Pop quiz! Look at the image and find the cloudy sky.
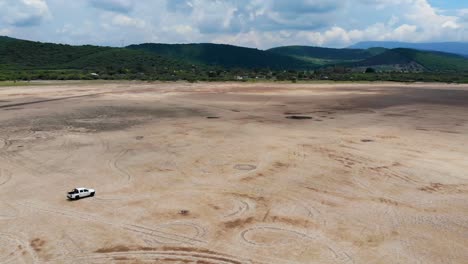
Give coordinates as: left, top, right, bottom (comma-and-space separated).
0, 0, 467, 49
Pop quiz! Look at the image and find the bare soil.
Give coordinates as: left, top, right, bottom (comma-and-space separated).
1, 81, 468, 264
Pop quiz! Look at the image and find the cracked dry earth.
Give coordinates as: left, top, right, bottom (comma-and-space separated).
0, 81, 468, 264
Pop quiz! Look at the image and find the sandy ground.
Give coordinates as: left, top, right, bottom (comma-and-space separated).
0, 81, 467, 264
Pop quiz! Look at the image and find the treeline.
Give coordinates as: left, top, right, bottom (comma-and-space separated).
2, 68, 467, 83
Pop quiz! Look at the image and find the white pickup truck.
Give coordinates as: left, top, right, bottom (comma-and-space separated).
67, 188, 95, 200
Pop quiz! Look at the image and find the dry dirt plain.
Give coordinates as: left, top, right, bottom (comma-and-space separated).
0, 81, 467, 264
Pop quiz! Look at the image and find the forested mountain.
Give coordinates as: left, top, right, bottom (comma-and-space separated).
127, 43, 316, 70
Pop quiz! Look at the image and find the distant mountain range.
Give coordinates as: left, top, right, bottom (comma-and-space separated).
349, 41, 468, 57
266, 45, 468, 72
1, 36, 467, 82
267, 46, 386, 65
352, 48, 468, 72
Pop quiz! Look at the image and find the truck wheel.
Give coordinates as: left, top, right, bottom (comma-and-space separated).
90, 192, 95, 197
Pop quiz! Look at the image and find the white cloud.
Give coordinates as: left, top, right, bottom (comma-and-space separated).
111, 14, 145, 28
0, 28, 12, 35
212, 30, 264, 48
392, 24, 418, 40
284, 0, 466, 47
459, 9, 468, 18
163, 0, 342, 35
1, 0, 466, 48
442, 21, 460, 30
173, 25, 195, 35
0, 0, 50, 27
162, 0, 467, 47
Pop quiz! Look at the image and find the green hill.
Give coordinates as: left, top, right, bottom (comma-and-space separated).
0, 36, 106, 69
395, 49, 468, 71
354, 48, 468, 72
126, 43, 316, 70
267, 46, 386, 65
0, 36, 191, 72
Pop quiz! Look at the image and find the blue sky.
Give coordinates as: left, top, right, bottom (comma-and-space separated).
0, 0, 467, 49
429, 0, 462, 9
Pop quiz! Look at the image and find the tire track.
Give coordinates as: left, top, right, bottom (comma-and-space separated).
24, 133, 77, 176
0, 202, 19, 219
16, 201, 206, 246
0, 232, 39, 264
108, 149, 133, 184
92, 135, 128, 200
268, 144, 323, 220
125, 224, 205, 244
0, 134, 45, 176
331, 148, 417, 207
158, 222, 207, 240
54, 247, 258, 264
0, 131, 74, 177
241, 226, 317, 246
224, 199, 251, 219
168, 96, 270, 181
60, 233, 84, 258
278, 192, 321, 219
157, 188, 255, 220
0, 168, 12, 187
252, 151, 355, 264
0, 92, 107, 109
93, 196, 123, 203
0, 137, 12, 151
240, 225, 354, 264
